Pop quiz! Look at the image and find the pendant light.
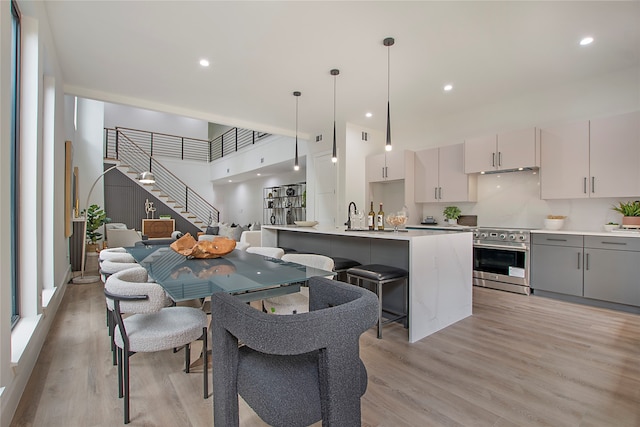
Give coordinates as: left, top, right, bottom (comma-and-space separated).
331, 69, 339, 163
293, 91, 301, 171
383, 37, 394, 152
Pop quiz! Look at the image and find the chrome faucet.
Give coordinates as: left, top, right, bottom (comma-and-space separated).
345, 201, 357, 229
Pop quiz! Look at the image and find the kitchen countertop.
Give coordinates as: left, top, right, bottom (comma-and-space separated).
262, 224, 468, 241
531, 229, 640, 238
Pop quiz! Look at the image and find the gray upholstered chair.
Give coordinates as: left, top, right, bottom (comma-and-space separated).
211, 276, 378, 427
262, 253, 335, 314
105, 267, 208, 424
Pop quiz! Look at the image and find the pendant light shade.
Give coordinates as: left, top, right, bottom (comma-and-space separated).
384, 37, 394, 152
331, 69, 340, 163
293, 91, 301, 171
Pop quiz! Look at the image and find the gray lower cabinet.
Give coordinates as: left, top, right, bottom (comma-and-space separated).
531, 233, 640, 307
531, 234, 584, 296
583, 236, 640, 307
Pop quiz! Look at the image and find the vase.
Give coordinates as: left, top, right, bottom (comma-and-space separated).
622, 216, 640, 228
447, 218, 458, 226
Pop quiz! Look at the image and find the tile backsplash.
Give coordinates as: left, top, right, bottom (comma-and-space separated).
420, 170, 627, 231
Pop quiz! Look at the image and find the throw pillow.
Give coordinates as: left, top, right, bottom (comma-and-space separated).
206, 226, 219, 235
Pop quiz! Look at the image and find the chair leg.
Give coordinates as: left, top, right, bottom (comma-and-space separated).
202, 327, 208, 399
185, 343, 191, 373
117, 347, 123, 398
377, 281, 383, 339
123, 350, 130, 424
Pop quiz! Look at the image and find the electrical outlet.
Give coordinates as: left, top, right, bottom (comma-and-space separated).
261, 157, 264, 163
316, 134, 323, 142
362, 132, 368, 141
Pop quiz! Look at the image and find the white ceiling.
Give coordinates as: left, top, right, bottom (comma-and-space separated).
43, 1, 639, 144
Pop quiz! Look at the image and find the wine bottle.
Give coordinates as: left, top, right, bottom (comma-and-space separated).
368, 202, 375, 230
377, 203, 385, 230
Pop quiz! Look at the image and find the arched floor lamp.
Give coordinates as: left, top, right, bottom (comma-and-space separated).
72, 166, 155, 284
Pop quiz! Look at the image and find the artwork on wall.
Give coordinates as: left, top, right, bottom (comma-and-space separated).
64, 140, 73, 237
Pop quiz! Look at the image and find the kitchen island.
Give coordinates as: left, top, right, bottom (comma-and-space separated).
262, 225, 473, 343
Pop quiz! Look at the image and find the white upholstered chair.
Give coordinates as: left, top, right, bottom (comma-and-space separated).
99, 248, 136, 265
246, 246, 285, 259
240, 230, 262, 247
263, 253, 335, 315
104, 267, 208, 424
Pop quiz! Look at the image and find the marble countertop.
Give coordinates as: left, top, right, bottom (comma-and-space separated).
262, 224, 468, 241
531, 229, 640, 238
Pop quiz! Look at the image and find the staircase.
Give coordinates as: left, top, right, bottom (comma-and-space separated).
104, 128, 220, 230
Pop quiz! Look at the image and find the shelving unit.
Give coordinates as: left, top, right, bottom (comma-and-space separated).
264, 182, 306, 225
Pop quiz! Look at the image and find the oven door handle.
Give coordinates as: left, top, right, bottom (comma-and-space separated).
473, 243, 529, 252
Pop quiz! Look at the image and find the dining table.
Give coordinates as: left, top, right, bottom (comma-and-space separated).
125, 244, 334, 302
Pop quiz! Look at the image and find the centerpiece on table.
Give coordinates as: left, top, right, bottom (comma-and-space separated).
170, 232, 236, 258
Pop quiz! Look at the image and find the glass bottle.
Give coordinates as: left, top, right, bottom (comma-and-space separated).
377, 203, 385, 231
368, 202, 375, 230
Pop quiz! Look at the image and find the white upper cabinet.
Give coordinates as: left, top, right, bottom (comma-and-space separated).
415, 144, 477, 203
540, 111, 640, 199
589, 111, 640, 198
464, 127, 537, 173
540, 120, 590, 199
366, 151, 408, 183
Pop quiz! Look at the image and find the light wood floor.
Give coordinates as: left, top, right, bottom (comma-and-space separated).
10, 282, 640, 426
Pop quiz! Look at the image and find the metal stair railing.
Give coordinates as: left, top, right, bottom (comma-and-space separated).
105, 126, 271, 162
104, 128, 220, 226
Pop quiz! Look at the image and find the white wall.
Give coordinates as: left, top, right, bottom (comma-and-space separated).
104, 102, 209, 140
212, 170, 305, 225
74, 98, 105, 210
1, 1, 70, 426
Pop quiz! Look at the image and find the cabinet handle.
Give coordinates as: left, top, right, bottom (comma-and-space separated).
577, 252, 581, 269
585, 253, 590, 271
601, 241, 626, 246
434, 187, 438, 200
385, 166, 388, 178
591, 176, 595, 193
546, 238, 567, 242
492, 152, 496, 167
498, 151, 502, 166
583, 177, 587, 194
382, 167, 385, 179
438, 187, 442, 199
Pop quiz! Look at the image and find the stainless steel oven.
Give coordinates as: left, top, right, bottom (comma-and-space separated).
473, 228, 531, 295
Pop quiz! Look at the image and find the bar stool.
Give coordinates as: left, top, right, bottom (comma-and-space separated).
330, 257, 361, 282
346, 264, 408, 339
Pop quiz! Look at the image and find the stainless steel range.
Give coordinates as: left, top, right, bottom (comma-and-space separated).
472, 227, 531, 295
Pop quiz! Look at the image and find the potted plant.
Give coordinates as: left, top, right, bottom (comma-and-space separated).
82, 204, 111, 252
612, 200, 640, 228
443, 206, 461, 225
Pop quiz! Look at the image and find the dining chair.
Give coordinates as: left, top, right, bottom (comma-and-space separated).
246, 246, 285, 259
104, 267, 209, 424
262, 253, 334, 315
99, 254, 138, 282
99, 247, 135, 264
211, 276, 378, 427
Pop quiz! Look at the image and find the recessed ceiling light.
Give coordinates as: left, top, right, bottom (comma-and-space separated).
579, 37, 594, 46
365, 112, 373, 118
444, 84, 453, 91
228, 179, 232, 183
256, 173, 261, 176
200, 59, 210, 67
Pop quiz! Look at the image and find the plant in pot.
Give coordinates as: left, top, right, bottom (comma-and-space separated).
612, 200, 640, 228
443, 206, 461, 225
82, 204, 111, 252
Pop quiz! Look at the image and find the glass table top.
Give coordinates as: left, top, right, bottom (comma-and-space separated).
125, 245, 333, 301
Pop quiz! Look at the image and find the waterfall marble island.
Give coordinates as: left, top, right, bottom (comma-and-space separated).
262, 225, 473, 343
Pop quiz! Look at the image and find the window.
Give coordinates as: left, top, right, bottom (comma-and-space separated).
10, 0, 21, 327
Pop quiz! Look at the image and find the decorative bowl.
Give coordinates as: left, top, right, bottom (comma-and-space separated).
603, 224, 619, 232
294, 221, 318, 227
544, 218, 565, 230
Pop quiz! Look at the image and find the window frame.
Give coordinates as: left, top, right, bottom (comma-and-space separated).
10, 0, 21, 328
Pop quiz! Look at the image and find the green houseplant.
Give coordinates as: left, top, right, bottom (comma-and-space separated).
612, 200, 640, 228
443, 206, 461, 225
82, 204, 111, 248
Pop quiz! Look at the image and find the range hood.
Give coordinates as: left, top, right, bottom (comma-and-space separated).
479, 167, 538, 175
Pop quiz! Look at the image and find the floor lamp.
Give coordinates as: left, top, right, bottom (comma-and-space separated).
72, 165, 155, 284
